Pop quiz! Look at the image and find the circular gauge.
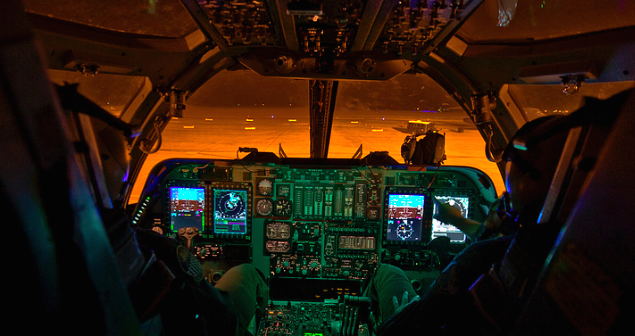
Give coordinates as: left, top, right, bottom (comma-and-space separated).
216, 191, 246, 219
274, 198, 293, 217
255, 198, 274, 216
445, 199, 468, 217
257, 178, 274, 196
368, 192, 379, 205
396, 223, 413, 240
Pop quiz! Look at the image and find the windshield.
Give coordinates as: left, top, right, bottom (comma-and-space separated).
48, 69, 149, 120
504, 81, 635, 122
130, 70, 505, 203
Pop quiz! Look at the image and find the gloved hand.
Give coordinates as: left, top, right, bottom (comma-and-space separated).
392, 291, 420, 315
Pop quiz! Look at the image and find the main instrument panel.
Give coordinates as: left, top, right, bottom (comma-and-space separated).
132, 157, 497, 334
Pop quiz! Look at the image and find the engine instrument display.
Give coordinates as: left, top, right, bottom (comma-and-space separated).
386, 193, 425, 242
169, 186, 205, 231
432, 196, 470, 243
213, 189, 248, 235
338, 236, 376, 250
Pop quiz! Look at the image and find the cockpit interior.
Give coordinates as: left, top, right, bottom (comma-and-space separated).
3, 0, 635, 335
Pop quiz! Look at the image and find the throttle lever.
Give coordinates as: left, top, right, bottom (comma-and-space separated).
177, 227, 199, 251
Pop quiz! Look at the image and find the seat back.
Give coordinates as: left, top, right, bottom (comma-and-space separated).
1, 1, 140, 334
512, 89, 635, 335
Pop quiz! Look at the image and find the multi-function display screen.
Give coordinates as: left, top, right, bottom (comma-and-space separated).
213, 189, 248, 235
432, 196, 470, 243
386, 194, 425, 242
169, 187, 205, 231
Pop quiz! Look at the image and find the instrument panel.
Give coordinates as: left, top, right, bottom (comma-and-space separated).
132, 158, 496, 301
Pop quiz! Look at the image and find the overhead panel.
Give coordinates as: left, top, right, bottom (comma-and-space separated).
197, 0, 280, 47
192, 0, 476, 80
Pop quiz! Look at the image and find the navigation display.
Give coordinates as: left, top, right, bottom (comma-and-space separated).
432, 196, 470, 243
169, 187, 205, 231
386, 194, 425, 242
213, 189, 248, 235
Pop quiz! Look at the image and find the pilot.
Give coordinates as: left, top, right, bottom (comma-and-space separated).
365, 112, 576, 335
363, 192, 511, 326
131, 228, 268, 336
88, 117, 268, 336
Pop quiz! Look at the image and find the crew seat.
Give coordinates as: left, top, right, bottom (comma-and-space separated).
1, 1, 140, 334
511, 89, 635, 335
